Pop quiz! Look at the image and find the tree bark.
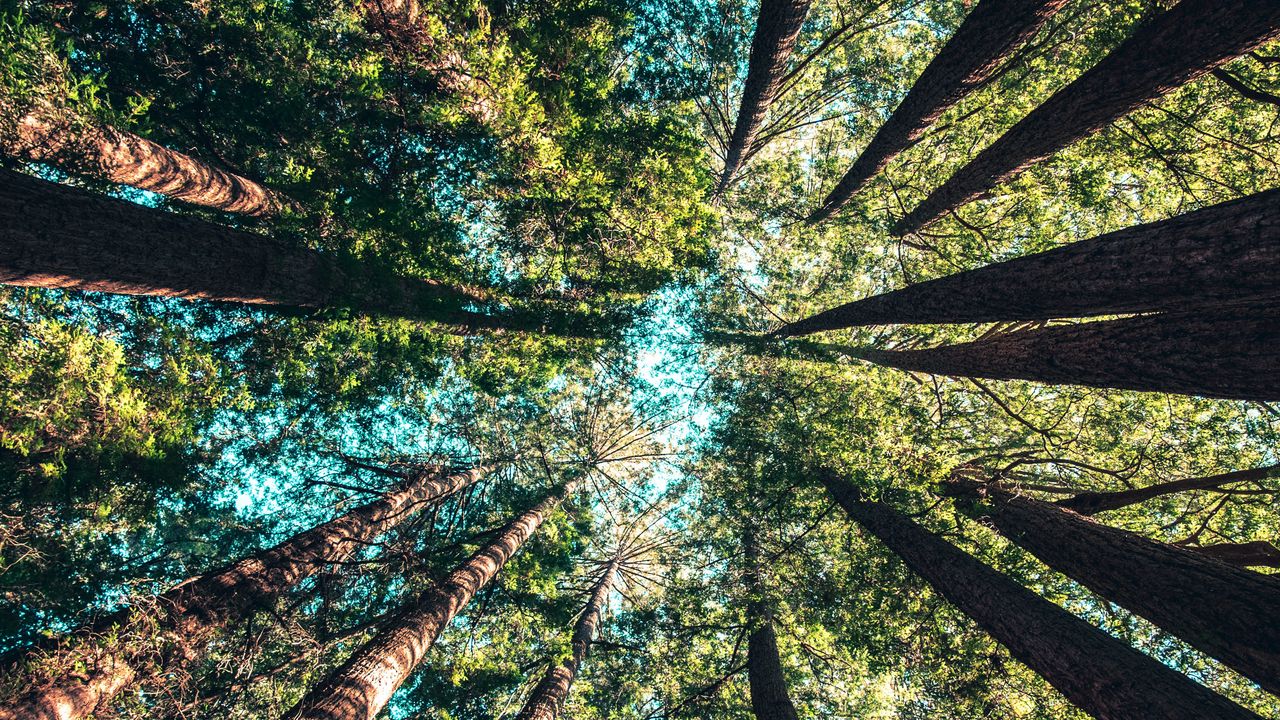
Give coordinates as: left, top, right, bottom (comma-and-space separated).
809, 0, 1069, 222
0, 466, 485, 720
784, 188, 1280, 335
1188, 541, 1280, 569
819, 470, 1264, 720
847, 303, 1280, 401
0, 169, 604, 338
4, 108, 293, 216
514, 556, 620, 720
894, 0, 1280, 235
284, 479, 579, 720
946, 477, 1280, 696
718, 0, 812, 192
1056, 465, 1280, 515
743, 529, 799, 720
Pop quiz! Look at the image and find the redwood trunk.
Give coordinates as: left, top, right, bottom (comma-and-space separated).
0, 466, 484, 720
1188, 541, 1280, 569
1056, 465, 1280, 515
744, 530, 798, 720
286, 479, 579, 720
514, 557, 620, 720
948, 478, 1280, 695
820, 471, 1263, 720
809, 0, 1069, 222
718, 0, 812, 191
4, 109, 293, 216
786, 189, 1280, 335
849, 304, 1280, 401
894, 0, 1280, 235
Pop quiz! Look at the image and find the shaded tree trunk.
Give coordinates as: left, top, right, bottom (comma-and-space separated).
809, 0, 1069, 222
894, 0, 1280, 235
819, 470, 1264, 720
1188, 541, 1280, 569
784, 188, 1280, 335
0, 169, 606, 338
743, 529, 798, 720
1056, 464, 1280, 515
946, 477, 1280, 695
514, 556, 620, 720
718, 0, 812, 192
3, 109, 294, 216
285, 478, 580, 720
847, 304, 1280, 401
0, 466, 486, 720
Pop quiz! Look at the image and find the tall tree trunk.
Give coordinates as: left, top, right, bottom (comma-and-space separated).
718, 0, 812, 192
0, 466, 486, 720
4, 108, 293, 216
1056, 465, 1280, 515
743, 529, 799, 720
0, 169, 604, 338
285, 478, 580, 720
785, 188, 1280, 335
846, 304, 1280, 401
946, 476, 1280, 695
819, 471, 1264, 720
514, 556, 620, 720
809, 0, 1069, 222
1188, 541, 1280, 569
894, 0, 1280, 235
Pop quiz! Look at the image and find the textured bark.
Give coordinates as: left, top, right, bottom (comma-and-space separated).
948, 478, 1280, 695
514, 557, 619, 720
809, 0, 1069, 222
4, 109, 293, 216
718, 0, 812, 191
849, 304, 1280, 401
286, 479, 579, 720
894, 0, 1280, 235
743, 530, 798, 720
1189, 541, 1280, 569
0, 467, 484, 720
820, 471, 1264, 720
784, 188, 1280, 335
1057, 465, 1280, 515
0, 169, 598, 337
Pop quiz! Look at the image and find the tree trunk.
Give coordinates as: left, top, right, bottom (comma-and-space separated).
718, 0, 812, 192
819, 471, 1264, 720
1056, 465, 1280, 515
785, 188, 1280, 335
514, 556, 620, 720
0, 169, 604, 338
847, 303, 1280, 401
809, 0, 1069, 222
743, 529, 799, 720
0, 466, 485, 720
285, 479, 580, 720
4, 108, 293, 216
894, 0, 1280, 235
946, 477, 1280, 696
1188, 541, 1280, 569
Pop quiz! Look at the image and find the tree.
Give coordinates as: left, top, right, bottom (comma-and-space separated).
946, 474, 1280, 696
718, 0, 812, 192
819, 469, 1265, 720
1189, 542, 1280, 569
284, 477, 581, 720
894, 0, 1280, 235
743, 528, 798, 720
782, 188, 1280, 335
0, 465, 486, 720
1056, 465, 1280, 515
808, 0, 1070, 223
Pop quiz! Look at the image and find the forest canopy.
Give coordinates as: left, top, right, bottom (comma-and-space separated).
2, 0, 1280, 719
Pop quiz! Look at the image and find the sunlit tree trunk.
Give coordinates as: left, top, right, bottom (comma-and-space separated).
847, 304, 1280, 401
809, 0, 1069, 222
3, 109, 294, 216
514, 556, 620, 720
819, 470, 1264, 720
743, 529, 798, 720
0, 466, 485, 720
285, 478, 580, 720
1189, 541, 1280, 569
947, 476, 1280, 695
894, 0, 1280, 235
718, 0, 812, 192
785, 188, 1280, 335
1056, 465, 1280, 515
